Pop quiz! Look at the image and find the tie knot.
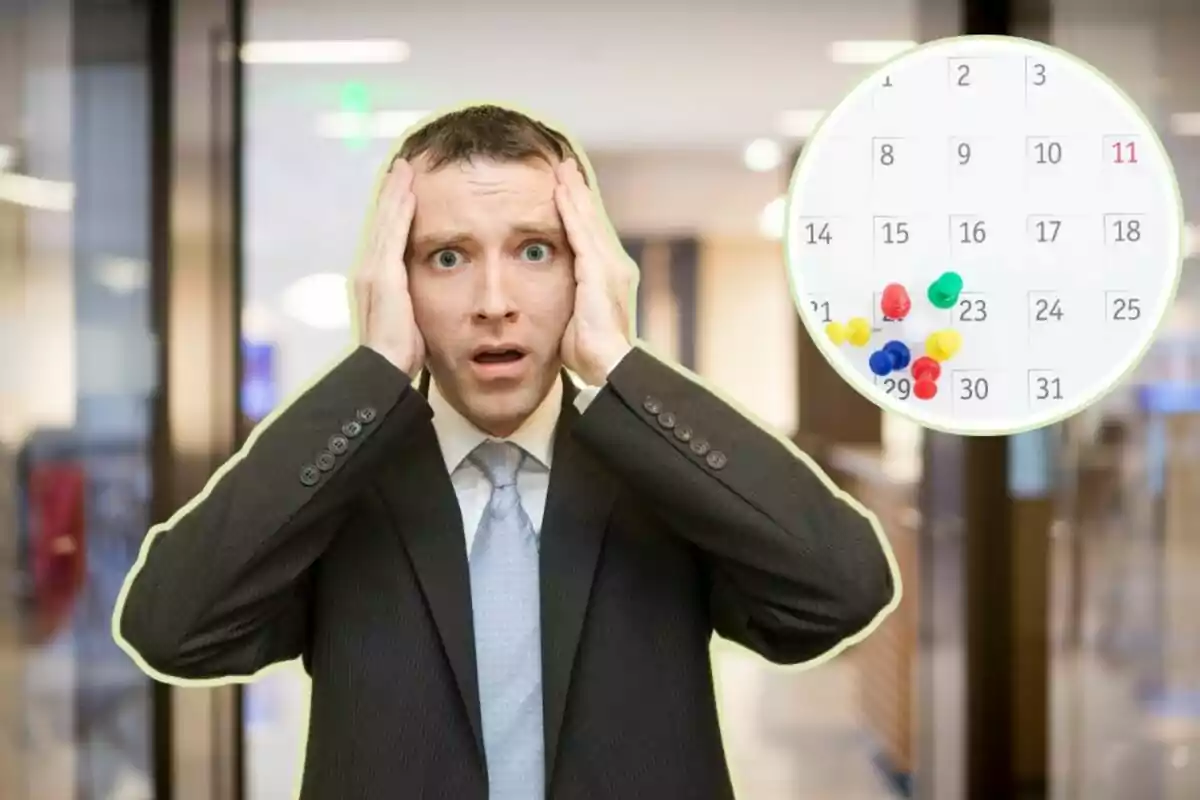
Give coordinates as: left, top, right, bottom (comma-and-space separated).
468, 440, 525, 488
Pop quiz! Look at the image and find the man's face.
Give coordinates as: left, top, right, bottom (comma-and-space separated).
406, 155, 575, 437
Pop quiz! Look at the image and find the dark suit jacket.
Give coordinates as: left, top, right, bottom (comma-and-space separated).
117, 345, 895, 799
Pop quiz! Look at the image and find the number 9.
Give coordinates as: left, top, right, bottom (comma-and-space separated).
957, 142, 971, 165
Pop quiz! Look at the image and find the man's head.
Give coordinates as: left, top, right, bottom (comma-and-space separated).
395, 105, 585, 437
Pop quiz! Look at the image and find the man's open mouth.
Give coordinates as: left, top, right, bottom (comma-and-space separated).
472, 347, 527, 364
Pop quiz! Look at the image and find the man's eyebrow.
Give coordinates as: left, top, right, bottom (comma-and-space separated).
409, 231, 471, 253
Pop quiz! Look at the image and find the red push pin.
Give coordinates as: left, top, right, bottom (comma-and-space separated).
911, 355, 942, 382
914, 378, 938, 400
880, 283, 912, 321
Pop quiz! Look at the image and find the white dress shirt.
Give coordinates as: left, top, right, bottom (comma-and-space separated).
427, 375, 602, 552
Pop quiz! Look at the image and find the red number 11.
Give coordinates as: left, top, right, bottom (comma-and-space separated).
1112, 140, 1138, 164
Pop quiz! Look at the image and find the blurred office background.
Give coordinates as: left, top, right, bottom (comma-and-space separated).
3, 0, 1200, 798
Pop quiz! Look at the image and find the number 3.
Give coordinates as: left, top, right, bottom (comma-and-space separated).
1031, 62, 1046, 86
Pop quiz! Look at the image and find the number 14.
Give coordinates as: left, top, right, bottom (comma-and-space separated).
1112, 140, 1137, 164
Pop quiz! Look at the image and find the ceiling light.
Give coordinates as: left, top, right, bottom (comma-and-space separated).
241, 40, 410, 65
743, 138, 783, 172
316, 110, 432, 140
281, 273, 350, 330
0, 173, 73, 211
1170, 112, 1200, 136
759, 195, 786, 240
828, 40, 917, 65
778, 109, 826, 139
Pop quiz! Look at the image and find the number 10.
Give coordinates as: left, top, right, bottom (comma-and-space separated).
1111, 140, 1137, 164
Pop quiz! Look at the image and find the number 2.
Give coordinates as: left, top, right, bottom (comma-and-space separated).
957, 63, 970, 86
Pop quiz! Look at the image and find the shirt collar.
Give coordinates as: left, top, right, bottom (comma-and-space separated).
427, 374, 562, 474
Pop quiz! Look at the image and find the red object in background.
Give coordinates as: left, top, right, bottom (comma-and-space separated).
27, 463, 87, 644
880, 283, 912, 321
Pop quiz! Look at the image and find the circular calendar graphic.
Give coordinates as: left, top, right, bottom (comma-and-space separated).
785, 35, 1184, 436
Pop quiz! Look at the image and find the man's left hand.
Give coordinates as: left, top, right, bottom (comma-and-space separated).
555, 159, 636, 386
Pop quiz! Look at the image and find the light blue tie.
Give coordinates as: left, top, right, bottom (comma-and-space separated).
468, 441, 544, 799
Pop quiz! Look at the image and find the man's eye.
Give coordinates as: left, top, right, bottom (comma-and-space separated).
432, 250, 461, 269
521, 242, 552, 262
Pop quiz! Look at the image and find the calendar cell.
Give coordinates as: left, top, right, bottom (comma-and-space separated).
945, 56, 1024, 127
1028, 369, 1066, 407
1100, 134, 1154, 195
948, 214, 1005, 266
951, 369, 1003, 415
1024, 214, 1092, 273
947, 136, 1023, 204
1023, 135, 1096, 201
1104, 291, 1146, 325
1102, 213, 1147, 249
785, 35, 1183, 435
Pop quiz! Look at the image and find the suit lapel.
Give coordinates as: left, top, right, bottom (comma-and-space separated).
540, 376, 618, 782
377, 372, 485, 762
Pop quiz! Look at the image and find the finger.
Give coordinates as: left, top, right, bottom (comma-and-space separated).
556, 163, 609, 263
554, 183, 601, 283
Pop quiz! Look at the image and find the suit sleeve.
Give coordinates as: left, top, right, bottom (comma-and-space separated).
572, 346, 897, 665
116, 346, 431, 680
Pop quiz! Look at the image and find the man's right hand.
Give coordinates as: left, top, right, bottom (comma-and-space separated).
353, 158, 425, 378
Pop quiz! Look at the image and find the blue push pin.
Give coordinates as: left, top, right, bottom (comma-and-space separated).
883, 340, 911, 371
869, 349, 894, 377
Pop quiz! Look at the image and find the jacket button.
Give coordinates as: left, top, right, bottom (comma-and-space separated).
673, 424, 692, 442
357, 407, 377, 424
690, 438, 710, 456
342, 420, 362, 438
706, 450, 728, 470
299, 465, 320, 486
316, 451, 336, 471
657, 411, 676, 429
643, 397, 663, 415
328, 434, 349, 455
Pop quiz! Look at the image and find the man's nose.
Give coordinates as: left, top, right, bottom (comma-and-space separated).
471, 258, 518, 321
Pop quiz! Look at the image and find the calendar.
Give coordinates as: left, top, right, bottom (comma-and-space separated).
785, 35, 1184, 435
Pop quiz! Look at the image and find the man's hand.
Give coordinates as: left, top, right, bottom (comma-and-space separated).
555, 159, 636, 386
353, 159, 425, 378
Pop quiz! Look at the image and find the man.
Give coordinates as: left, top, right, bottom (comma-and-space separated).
115, 104, 897, 799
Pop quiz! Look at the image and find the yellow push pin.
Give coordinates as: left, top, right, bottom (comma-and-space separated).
846, 317, 872, 347
925, 329, 962, 362
825, 321, 847, 345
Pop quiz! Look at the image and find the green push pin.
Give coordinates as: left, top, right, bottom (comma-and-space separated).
927, 271, 964, 309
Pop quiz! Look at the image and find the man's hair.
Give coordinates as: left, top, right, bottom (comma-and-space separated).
392, 104, 585, 180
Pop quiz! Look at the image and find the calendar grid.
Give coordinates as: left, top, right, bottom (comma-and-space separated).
786, 36, 1183, 435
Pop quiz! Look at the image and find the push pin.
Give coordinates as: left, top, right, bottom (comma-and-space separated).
882, 340, 911, 371
825, 321, 847, 345
846, 317, 872, 347
911, 355, 942, 382
880, 283, 912, 321
869, 349, 894, 377
925, 329, 962, 362
910, 355, 941, 401
927, 271, 964, 310
914, 378, 938, 400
